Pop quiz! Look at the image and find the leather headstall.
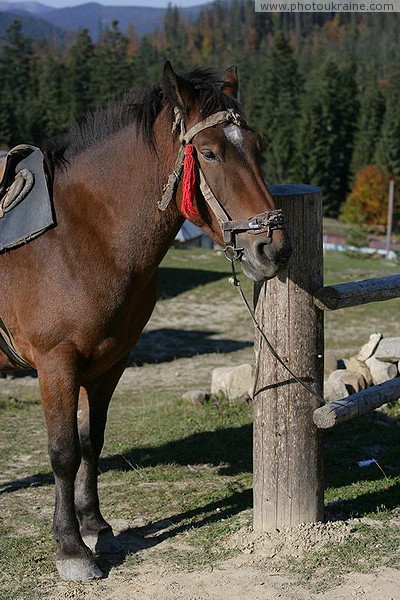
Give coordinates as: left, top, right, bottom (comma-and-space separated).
159, 107, 286, 261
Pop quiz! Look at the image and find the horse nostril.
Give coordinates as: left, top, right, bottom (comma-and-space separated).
256, 238, 292, 266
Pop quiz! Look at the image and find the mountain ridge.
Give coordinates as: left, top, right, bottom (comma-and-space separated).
0, 1, 208, 39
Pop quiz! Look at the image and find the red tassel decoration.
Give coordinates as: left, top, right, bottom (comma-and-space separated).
181, 144, 200, 220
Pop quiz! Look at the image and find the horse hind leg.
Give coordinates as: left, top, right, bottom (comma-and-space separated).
75, 357, 128, 555
38, 345, 102, 581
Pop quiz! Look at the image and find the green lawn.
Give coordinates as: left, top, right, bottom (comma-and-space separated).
0, 246, 399, 599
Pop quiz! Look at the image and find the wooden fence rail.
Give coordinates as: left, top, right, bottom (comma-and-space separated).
313, 377, 400, 429
314, 274, 400, 311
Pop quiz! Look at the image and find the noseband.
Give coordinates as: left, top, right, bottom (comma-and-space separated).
158, 107, 286, 261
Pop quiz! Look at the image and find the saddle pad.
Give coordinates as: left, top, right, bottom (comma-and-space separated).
0, 146, 54, 251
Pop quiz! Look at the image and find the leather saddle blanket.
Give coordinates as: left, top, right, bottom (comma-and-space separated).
0, 144, 54, 251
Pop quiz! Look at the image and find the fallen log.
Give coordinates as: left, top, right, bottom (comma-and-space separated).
313, 377, 400, 429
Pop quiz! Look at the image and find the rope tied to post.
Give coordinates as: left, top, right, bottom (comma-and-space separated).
228, 260, 325, 404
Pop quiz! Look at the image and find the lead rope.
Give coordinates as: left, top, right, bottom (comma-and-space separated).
229, 260, 325, 404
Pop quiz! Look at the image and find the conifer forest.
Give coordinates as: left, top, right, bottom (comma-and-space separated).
1, 2, 400, 221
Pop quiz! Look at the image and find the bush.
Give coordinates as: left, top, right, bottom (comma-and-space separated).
340, 165, 392, 227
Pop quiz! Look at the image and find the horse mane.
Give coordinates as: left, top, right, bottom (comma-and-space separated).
49, 67, 242, 167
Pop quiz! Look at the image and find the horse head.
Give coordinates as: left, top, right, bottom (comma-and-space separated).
160, 61, 292, 282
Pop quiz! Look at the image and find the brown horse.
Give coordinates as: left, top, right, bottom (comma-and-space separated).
0, 63, 291, 580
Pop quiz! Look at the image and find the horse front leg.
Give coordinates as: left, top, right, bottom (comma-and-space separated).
75, 356, 128, 555
38, 347, 102, 581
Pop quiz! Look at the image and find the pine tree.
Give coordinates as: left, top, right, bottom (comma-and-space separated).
245, 33, 302, 183
296, 59, 358, 216
67, 28, 95, 123
351, 80, 385, 176
337, 64, 359, 195
0, 20, 34, 146
374, 68, 400, 176
90, 20, 132, 105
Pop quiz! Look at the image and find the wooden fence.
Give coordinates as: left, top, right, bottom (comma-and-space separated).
253, 184, 400, 533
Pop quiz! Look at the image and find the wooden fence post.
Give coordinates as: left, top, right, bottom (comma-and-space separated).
253, 184, 324, 532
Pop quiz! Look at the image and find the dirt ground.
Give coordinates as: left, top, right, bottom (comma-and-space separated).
48, 561, 400, 600
45, 512, 400, 600
2, 251, 400, 600
13, 357, 392, 600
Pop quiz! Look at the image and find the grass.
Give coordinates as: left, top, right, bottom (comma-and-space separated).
323, 252, 399, 352
0, 246, 399, 598
287, 522, 400, 592
158, 246, 399, 354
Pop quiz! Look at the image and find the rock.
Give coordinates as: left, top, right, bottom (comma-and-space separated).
365, 356, 398, 385
324, 377, 349, 403
211, 363, 254, 403
182, 389, 210, 404
356, 333, 382, 362
347, 357, 373, 386
324, 350, 339, 374
374, 337, 400, 363
324, 369, 367, 402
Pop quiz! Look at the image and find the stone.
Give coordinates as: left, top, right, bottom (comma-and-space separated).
356, 332, 382, 362
365, 356, 398, 385
324, 350, 339, 374
182, 389, 210, 404
374, 337, 400, 363
324, 376, 349, 403
211, 363, 254, 403
347, 357, 373, 386
324, 369, 367, 402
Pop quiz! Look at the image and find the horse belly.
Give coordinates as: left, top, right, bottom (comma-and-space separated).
81, 283, 158, 381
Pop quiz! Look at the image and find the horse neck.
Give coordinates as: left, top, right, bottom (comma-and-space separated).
55, 114, 183, 276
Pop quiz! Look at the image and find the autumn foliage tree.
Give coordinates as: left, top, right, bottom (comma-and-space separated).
340, 165, 392, 226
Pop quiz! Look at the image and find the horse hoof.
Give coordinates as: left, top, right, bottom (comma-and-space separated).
56, 558, 103, 581
82, 529, 125, 554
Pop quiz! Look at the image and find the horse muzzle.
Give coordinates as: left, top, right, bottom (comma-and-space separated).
222, 209, 291, 282
238, 227, 292, 282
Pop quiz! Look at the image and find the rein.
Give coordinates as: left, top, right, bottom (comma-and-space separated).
158, 107, 285, 260
229, 260, 325, 405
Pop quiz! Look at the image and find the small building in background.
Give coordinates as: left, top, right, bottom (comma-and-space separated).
174, 220, 213, 249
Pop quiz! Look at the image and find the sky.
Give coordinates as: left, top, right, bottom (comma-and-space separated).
5, 0, 211, 7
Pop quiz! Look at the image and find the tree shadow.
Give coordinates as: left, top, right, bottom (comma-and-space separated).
158, 266, 230, 300
2, 411, 399, 522
100, 424, 252, 477
323, 410, 400, 518
326, 482, 400, 520
130, 328, 252, 365
96, 488, 252, 577
0, 424, 252, 496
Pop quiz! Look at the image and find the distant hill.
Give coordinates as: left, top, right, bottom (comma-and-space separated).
0, 2, 52, 16
0, 10, 65, 41
0, 1, 207, 41
43, 2, 166, 38
42, 2, 205, 38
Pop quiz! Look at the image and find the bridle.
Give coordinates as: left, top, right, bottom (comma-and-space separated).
158, 107, 286, 261
158, 105, 324, 406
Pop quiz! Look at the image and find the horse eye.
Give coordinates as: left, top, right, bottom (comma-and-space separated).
201, 149, 217, 161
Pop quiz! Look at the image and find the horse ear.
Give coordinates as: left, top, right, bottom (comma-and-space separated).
222, 66, 239, 98
162, 61, 195, 112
